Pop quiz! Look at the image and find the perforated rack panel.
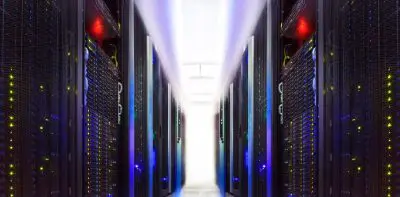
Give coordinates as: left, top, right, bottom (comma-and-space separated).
323, 0, 400, 196
282, 38, 317, 197
0, 0, 73, 196
84, 37, 119, 196
252, 8, 268, 196
133, 9, 149, 197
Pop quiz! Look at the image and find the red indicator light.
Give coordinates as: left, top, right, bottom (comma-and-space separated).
297, 17, 311, 40
91, 17, 104, 40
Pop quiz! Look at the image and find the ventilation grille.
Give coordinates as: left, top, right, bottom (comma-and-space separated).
282, 37, 317, 197
84, 36, 119, 196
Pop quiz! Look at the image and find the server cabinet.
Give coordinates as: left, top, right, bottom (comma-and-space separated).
222, 46, 250, 197
153, 49, 177, 197
321, 0, 400, 196
0, 0, 81, 196
216, 93, 228, 195
133, 9, 149, 197
171, 96, 185, 194
279, 0, 318, 196
83, 0, 121, 195
252, 7, 269, 197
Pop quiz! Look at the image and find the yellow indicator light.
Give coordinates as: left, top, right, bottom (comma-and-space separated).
387, 82, 392, 87
39, 166, 44, 171
40, 126, 44, 130
9, 123, 14, 128
9, 146, 13, 150
387, 75, 392, 79
9, 171, 14, 176
388, 146, 392, 150
9, 97, 13, 102
387, 171, 392, 176
9, 75, 14, 80
9, 90, 13, 94
388, 97, 392, 102
388, 116, 392, 120
388, 90, 392, 94
67, 52, 71, 56
357, 166, 362, 171
9, 164, 14, 168
9, 82, 14, 87
67, 86, 71, 91
40, 85, 44, 90
357, 126, 362, 130
388, 164, 392, 168
388, 123, 392, 128
352, 157, 356, 161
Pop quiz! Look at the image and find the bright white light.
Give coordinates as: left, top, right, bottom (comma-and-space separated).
184, 105, 216, 186
135, 0, 268, 193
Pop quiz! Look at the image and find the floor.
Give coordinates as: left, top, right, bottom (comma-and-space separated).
169, 185, 234, 197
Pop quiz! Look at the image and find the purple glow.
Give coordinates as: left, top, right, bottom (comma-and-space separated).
135, 0, 181, 98
220, 0, 267, 92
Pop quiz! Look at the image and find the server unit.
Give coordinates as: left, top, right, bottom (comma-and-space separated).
83, 0, 122, 195
321, 0, 400, 196
216, 93, 228, 195
0, 0, 81, 196
279, 0, 318, 196
133, 10, 149, 196
221, 46, 250, 197
133, 10, 184, 196
153, 46, 184, 197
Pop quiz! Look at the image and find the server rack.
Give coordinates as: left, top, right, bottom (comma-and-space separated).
226, 67, 243, 197
320, 0, 400, 196
153, 46, 182, 197
252, 7, 269, 197
279, 0, 318, 196
83, 0, 122, 195
133, 9, 149, 196
221, 45, 251, 197
216, 92, 228, 195
0, 0, 82, 196
171, 95, 185, 194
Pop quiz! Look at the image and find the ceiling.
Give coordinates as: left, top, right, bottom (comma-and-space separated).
135, 0, 267, 111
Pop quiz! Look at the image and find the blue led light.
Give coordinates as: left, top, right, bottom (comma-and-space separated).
259, 164, 266, 172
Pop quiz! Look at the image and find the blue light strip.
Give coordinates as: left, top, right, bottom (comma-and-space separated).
247, 37, 254, 197
147, 37, 154, 197
176, 102, 182, 196
219, 98, 226, 196
266, 41, 273, 197
128, 2, 135, 196
167, 84, 172, 193
229, 84, 234, 193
